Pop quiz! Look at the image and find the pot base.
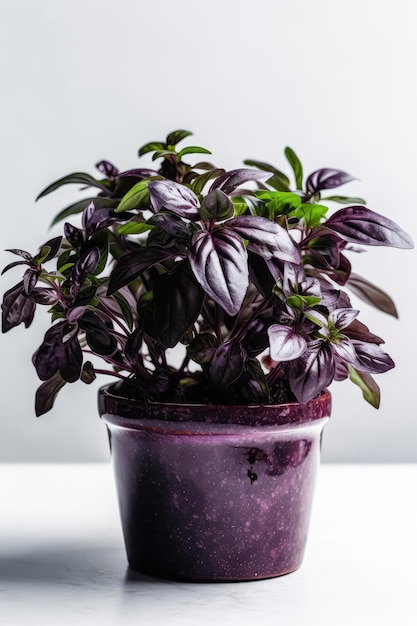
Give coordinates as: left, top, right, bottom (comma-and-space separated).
127, 561, 302, 583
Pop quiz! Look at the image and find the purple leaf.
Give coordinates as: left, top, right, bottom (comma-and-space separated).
346, 272, 398, 317
80, 247, 100, 275
189, 229, 249, 316
40, 237, 63, 262
209, 339, 246, 386
82, 203, 131, 236
247, 252, 279, 299
351, 341, 395, 374
187, 333, 218, 366
119, 167, 160, 178
331, 336, 357, 363
306, 168, 356, 194
334, 361, 350, 381
107, 247, 175, 294
70, 247, 100, 296
210, 169, 268, 195
1, 260, 29, 275
324, 206, 414, 248
33, 322, 82, 383
239, 358, 270, 402
1, 282, 36, 332
29, 288, 58, 306
95, 160, 119, 180
226, 216, 300, 263
329, 308, 359, 330
306, 233, 347, 270
35, 372, 67, 417
78, 310, 117, 356
326, 252, 352, 286
268, 325, 307, 361
148, 212, 190, 238
319, 284, 349, 310
65, 222, 84, 248
289, 341, 335, 403
343, 319, 384, 344
148, 180, 200, 219
152, 262, 204, 348
51, 196, 117, 228
281, 262, 307, 294
22, 269, 39, 295
242, 318, 269, 357
4, 248, 32, 261
279, 262, 321, 299
125, 328, 144, 367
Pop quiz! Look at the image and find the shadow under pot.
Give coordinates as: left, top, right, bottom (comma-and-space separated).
98, 385, 331, 582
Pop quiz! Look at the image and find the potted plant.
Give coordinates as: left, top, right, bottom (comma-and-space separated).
2, 130, 413, 581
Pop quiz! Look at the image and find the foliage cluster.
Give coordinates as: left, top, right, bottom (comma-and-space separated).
2, 130, 413, 415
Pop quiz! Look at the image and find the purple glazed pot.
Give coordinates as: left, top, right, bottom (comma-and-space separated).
98, 386, 331, 582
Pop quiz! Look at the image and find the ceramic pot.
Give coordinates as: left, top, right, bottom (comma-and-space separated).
99, 386, 331, 582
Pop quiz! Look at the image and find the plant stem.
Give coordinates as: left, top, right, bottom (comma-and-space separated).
97, 301, 130, 336
93, 368, 129, 381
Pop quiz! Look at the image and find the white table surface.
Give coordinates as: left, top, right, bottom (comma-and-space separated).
0, 463, 416, 626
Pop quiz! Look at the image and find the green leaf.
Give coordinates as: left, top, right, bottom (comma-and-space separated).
231, 199, 249, 216
285, 147, 303, 190
138, 141, 165, 157
116, 180, 151, 213
166, 129, 193, 146
152, 150, 178, 161
37, 245, 52, 264
265, 173, 291, 192
349, 365, 380, 408
57, 262, 75, 274
295, 203, 328, 228
112, 291, 134, 331
321, 195, 367, 204
49, 308, 65, 323
50, 197, 117, 227
255, 191, 302, 218
117, 221, 154, 235
36, 173, 110, 200
51, 198, 96, 227
199, 189, 234, 221
137, 290, 153, 316
192, 161, 218, 171
191, 168, 225, 195
177, 146, 212, 161
286, 295, 322, 309
187, 333, 218, 365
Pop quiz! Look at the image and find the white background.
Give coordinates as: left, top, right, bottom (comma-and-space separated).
0, 0, 416, 462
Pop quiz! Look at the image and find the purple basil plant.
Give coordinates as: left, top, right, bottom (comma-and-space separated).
1, 130, 414, 416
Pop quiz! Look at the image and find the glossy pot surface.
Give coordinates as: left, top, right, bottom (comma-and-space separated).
99, 387, 331, 582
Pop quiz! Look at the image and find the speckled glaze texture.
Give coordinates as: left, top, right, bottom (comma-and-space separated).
99, 387, 331, 582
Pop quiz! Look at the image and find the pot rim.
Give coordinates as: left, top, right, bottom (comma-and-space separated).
98, 384, 331, 430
